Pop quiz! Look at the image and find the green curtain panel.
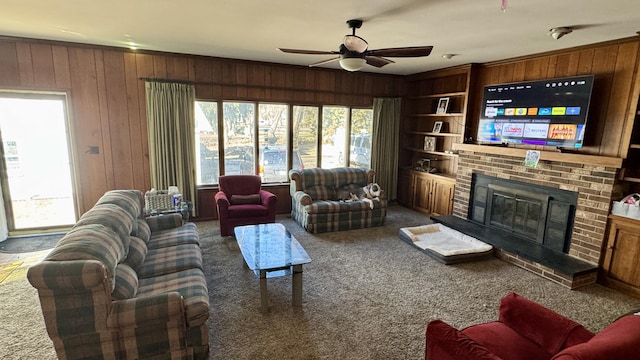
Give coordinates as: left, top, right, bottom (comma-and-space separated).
371, 97, 401, 201
145, 82, 197, 215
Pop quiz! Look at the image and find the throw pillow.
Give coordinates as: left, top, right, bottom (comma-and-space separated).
112, 263, 138, 300
123, 236, 148, 270
133, 219, 151, 243
230, 194, 262, 205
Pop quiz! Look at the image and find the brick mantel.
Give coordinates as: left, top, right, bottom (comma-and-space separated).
453, 144, 623, 168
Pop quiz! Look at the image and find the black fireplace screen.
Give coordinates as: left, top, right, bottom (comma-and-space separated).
471, 174, 577, 253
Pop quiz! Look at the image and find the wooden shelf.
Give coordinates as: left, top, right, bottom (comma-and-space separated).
405, 147, 459, 157
630, 144, 640, 149
623, 176, 640, 183
405, 131, 463, 137
408, 91, 466, 100
409, 113, 464, 117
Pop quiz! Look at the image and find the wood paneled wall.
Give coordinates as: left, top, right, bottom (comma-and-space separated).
0, 37, 405, 215
466, 37, 640, 158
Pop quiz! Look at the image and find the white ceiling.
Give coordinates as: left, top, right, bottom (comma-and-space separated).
2, 0, 640, 75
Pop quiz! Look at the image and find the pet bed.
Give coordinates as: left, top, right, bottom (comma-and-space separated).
399, 223, 493, 264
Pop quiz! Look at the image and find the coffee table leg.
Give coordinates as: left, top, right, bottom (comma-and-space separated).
260, 270, 268, 313
292, 264, 303, 307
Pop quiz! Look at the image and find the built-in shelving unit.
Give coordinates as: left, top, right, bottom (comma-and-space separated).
398, 65, 474, 215
402, 65, 473, 177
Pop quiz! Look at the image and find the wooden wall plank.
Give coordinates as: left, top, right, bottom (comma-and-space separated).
0, 42, 20, 86
52, 45, 71, 88
93, 50, 116, 191
123, 52, 149, 191
16, 43, 34, 86
134, 53, 154, 189
30, 44, 56, 88
194, 57, 213, 99
103, 51, 134, 189
67, 47, 108, 211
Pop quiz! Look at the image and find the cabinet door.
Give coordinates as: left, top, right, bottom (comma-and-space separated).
601, 217, 640, 297
431, 180, 455, 216
412, 174, 433, 214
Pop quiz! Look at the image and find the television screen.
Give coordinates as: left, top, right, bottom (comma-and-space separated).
477, 75, 595, 148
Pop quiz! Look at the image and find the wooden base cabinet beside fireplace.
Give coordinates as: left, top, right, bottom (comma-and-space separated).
398, 168, 455, 216
600, 215, 640, 299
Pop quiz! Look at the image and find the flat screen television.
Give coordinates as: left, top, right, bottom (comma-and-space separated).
476, 74, 595, 148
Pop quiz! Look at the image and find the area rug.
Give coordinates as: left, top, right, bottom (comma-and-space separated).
2, 206, 639, 360
0, 233, 65, 253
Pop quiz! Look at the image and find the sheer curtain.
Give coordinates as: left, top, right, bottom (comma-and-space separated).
371, 97, 401, 201
145, 81, 197, 215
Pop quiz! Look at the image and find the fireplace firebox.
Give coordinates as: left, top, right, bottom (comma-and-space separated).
470, 174, 578, 254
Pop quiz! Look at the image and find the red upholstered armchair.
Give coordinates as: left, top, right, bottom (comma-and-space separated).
215, 175, 277, 236
425, 292, 640, 360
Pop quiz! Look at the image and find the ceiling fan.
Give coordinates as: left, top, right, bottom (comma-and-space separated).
278, 19, 433, 72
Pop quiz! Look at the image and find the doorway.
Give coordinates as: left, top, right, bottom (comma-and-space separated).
0, 93, 76, 234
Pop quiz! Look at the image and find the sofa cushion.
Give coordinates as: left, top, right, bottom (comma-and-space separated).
332, 167, 369, 189
463, 322, 553, 360
499, 292, 594, 354
551, 315, 640, 360
147, 222, 200, 250
137, 268, 210, 327
230, 194, 262, 205
305, 185, 335, 201
75, 203, 134, 254
133, 218, 152, 243
137, 243, 203, 278
426, 320, 503, 360
306, 199, 373, 214
123, 236, 148, 270
46, 224, 124, 282
112, 263, 138, 300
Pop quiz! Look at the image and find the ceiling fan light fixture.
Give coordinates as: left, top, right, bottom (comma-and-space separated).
339, 57, 366, 72
343, 35, 368, 53
548, 27, 572, 40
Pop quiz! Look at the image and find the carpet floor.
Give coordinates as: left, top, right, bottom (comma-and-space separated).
1, 205, 639, 359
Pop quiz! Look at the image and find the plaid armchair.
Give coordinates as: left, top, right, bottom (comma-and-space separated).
289, 167, 387, 233
27, 190, 209, 360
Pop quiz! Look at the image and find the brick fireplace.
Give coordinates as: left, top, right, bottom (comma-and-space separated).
448, 144, 621, 289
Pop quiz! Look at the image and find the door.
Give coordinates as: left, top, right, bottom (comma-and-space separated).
0, 93, 76, 233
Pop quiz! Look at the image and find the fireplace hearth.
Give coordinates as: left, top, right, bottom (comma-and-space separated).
470, 174, 578, 254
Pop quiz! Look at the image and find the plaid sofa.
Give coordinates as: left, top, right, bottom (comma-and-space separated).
289, 168, 387, 233
27, 190, 209, 360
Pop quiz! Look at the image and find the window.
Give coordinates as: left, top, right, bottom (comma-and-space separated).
293, 106, 318, 169
258, 103, 291, 182
194, 101, 371, 185
349, 108, 373, 168
321, 106, 348, 168
223, 102, 255, 176
195, 101, 219, 185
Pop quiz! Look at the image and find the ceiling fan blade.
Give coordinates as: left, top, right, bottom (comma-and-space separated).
367, 46, 433, 57
308, 57, 341, 67
364, 56, 395, 68
278, 48, 338, 55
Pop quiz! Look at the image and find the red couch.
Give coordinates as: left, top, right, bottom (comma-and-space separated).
425, 292, 640, 360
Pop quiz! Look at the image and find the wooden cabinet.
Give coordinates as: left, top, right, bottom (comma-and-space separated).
398, 168, 455, 216
402, 65, 473, 177
600, 215, 640, 298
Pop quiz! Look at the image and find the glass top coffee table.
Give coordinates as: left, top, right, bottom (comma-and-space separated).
234, 223, 311, 313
